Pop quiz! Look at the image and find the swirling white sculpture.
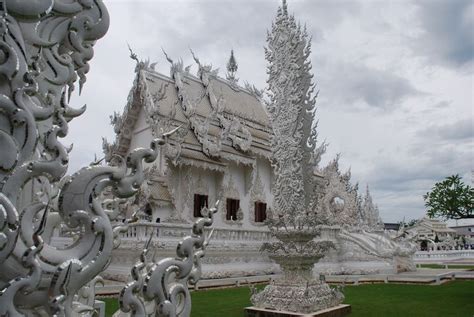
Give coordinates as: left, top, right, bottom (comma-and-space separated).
0, 1, 213, 316
249, 1, 345, 314
118, 204, 217, 317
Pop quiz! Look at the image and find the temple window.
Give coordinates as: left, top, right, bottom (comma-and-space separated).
144, 203, 152, 215
194, 194, 208, 217
226, 198, 240, 221
254, 202, 267, 222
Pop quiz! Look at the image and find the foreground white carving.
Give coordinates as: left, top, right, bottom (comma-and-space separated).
117, 204, 217, 317
0, 1, 213, 316
250, 1, 344, 313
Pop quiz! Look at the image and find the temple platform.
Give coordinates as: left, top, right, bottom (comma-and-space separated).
244, 304, 351, 317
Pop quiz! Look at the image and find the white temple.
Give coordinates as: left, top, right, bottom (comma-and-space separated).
102, 47, 415, 281
104, 48, 275, 224
102, 51, 278, 280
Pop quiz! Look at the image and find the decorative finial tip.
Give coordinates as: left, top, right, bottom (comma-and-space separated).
226, 49, 238, 81
282, 0, 288, 14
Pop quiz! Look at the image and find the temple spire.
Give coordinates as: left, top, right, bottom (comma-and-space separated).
226, 49, 238, 81
266, 0, 322, 217
282, 0, 288, 15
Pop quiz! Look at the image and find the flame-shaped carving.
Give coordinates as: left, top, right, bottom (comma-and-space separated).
118, 203, 217, 317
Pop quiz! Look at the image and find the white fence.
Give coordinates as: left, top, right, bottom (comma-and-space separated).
414, 249, 474, 262
119, 222, 272, 242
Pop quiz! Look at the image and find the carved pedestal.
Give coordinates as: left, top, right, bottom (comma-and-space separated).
250, 279, 344, 314
251, 233, 344, 314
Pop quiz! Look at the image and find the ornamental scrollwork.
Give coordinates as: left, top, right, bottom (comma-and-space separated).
0, 1, 214, 316
319, 156, 360, 228
191, 50, 253, 153
162, 49, 253, 159
118, 203, 217, 317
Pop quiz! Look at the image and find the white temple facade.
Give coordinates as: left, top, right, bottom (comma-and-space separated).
102, 50, 415, 281
104, 52, 274, 229
102, 53, 281, 280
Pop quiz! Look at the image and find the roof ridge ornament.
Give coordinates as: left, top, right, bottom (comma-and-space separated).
226, 49, 239, 82
128, 44, 157, 72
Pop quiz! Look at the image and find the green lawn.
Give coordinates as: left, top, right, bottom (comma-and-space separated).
102, 281, 474, 317
418, 264, 474, 270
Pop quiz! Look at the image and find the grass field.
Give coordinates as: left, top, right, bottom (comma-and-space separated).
418, 264, 474, 270
102, 281, 474, 317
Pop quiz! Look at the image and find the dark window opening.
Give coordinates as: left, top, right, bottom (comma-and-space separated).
420, 240, 427, 251
194, 194, 208, 217
254, 202, 267, 223
144, 203, 153, 216
226, 198, 240, 221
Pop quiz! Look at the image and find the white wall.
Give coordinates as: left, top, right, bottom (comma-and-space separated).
154, 158, 274, 231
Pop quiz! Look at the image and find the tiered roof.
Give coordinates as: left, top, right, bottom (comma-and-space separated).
104, 54, 272, 169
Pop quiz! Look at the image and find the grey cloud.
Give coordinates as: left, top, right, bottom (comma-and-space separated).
118, 1, 276, 88
418, 118, 474, 141
413, 0, 474, 69
292, 0, 361, 29
122, 0, 359, 88
357, 141, 472, 222
368, 145, 472, 191
317, 61, 421, 111
127, 1, 274, 51
374, 191, 427, 222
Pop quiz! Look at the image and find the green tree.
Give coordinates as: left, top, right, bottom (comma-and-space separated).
423, 174, 474, 219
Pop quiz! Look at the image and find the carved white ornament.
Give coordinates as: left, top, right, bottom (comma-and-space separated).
0, 2, 214, 316
219, 174, 244, 224
249, 170, 267, 226
320, 157, 360, 228
251, 1, 343, 313
159, 50, 253, 159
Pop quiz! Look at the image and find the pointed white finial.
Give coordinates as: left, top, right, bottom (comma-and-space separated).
282, 0, 288, 15
226, 49, 238, 81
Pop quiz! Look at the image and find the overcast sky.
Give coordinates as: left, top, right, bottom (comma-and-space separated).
65, 0, 473, 223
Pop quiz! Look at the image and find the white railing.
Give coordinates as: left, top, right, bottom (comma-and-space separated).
51, 222, 274, 250
119, 222, 273, 243
414, 249, 474, 261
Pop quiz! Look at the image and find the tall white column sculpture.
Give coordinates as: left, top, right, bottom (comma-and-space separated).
249, 1, 345, 314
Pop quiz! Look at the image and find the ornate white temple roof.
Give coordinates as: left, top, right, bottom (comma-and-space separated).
104, 57, 272, 167
145, 70, 269, 126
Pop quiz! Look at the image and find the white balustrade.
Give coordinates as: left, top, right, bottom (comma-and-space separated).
117, 222, 273, 244
414, 249, 474, 261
